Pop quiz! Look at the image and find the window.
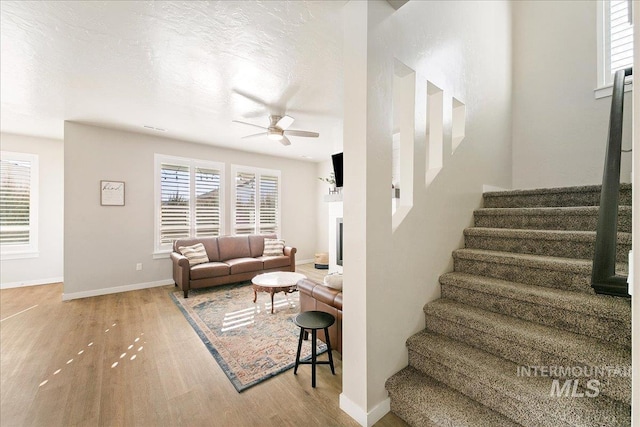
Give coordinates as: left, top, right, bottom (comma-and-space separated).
0, 151, 38, 258
154, 155, 224, 253
231, 165, 280, 235
597, 0, 634, 95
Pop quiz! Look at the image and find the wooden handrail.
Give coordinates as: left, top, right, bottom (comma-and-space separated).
591, 67, 632, 297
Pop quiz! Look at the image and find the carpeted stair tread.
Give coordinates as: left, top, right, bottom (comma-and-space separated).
424, 299, 630, 403
463, 227, 631, 262
454, 248, 593, 271
406, 331, 631, 427
483, 183, 631, 208
473, 206, 631, 232
385, 366, 522, 427
439, 272, 631, 347
452, 248, 628, 293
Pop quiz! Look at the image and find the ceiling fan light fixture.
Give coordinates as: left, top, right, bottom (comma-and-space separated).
267, 129, 283, 140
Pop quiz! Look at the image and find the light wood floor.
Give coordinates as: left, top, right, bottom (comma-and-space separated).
1, 264, 407, 427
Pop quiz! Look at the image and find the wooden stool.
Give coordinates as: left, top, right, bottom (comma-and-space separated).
293, 310, 335, 387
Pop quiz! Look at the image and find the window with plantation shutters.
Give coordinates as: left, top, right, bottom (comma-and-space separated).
0, 151, 38, 257
597, 0, 634, 94
258, 174, 279, 234
232, 166, 280, 236
155, 155, 223, 253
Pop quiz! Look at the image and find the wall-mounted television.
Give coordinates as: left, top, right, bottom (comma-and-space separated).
332, 152, 343, 188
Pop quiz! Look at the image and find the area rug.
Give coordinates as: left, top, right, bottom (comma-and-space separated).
170, 282, 326, 392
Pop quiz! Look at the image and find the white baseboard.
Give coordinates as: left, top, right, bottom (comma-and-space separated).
296, 258, 314, 265
339, 393, 390, 427
62, 279, 174, 301
1, 276, 64, 289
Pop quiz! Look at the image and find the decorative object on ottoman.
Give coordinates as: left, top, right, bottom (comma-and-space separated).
323, 273, 343, 291
314, 252, 329, 269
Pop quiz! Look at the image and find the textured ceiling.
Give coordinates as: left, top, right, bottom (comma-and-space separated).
0, 1, 346, 161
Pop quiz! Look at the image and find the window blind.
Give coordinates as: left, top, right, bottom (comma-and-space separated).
0, 158, 32, 246
160, 163, 191, 244
232, 167, 280, 235
156, 157, 224, 252
608, 0, 634, 78
258, 174, 278, 234
195, 167, 221, 237
234, 171, 256, 235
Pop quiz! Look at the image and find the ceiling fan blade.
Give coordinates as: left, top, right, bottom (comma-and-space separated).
284, 130, 319, 138
280, 136, 292, 146
242, 132, 268, 139
232, 120, 267, 131
276, 115, 295, 130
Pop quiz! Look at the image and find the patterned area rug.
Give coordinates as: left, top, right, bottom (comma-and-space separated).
170, 282, 326, 392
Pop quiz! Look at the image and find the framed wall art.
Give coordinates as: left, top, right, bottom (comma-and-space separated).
100, 180, 125, 206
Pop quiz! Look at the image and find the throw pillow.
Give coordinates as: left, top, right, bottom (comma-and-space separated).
323, 273, 343, 291
178, 243, 209, 266
263, 238, 285, 256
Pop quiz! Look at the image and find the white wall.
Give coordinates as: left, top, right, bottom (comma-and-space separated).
63, 122, 318, 299
341, 1, 512, 424
631, 3, 638, 423
316, 159, 332, 253
512, 0, 632, 189
0, 133, 64, 288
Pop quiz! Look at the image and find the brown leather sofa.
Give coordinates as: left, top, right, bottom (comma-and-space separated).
170, 234, 296, 297
298, 278, 342, 354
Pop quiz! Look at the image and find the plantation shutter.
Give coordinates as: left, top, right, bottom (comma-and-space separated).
0, 158, 31, 245
258, 174, 279, 234
234, 171, 256, 235
608, 0, 634, 80
195, 167, 221, 237
160, 163, 190, 244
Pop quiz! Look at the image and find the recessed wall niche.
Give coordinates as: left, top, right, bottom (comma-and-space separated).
391, 59, 415, 231
425, 81, 444, 186
452, 97, 466, 153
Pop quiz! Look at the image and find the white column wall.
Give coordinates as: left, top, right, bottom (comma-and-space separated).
340, 1, 512, 425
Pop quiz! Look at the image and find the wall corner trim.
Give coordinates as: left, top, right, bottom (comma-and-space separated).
62, 279, 173, 301
339, 393, 391, 427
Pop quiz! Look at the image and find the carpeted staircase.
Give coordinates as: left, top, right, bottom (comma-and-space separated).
386, 184, 632, 427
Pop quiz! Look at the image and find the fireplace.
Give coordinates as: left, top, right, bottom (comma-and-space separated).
336, 217, 343, 266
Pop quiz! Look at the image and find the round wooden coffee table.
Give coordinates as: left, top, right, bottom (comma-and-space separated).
251, 272, 307, 313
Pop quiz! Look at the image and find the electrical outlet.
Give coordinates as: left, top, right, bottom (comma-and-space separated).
136, 263, 143, 271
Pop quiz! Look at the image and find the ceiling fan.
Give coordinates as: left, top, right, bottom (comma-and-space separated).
233, 115, 319, 146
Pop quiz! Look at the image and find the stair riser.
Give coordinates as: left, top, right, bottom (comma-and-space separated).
408, 349, 631, 427
387, 400, 439, 427
473, 210, 631, 232
423, 315, 630, 404
464, 235, 630, 263
441, 283, 631, 348
483, 187, 632, 208
453, 257, 592, 294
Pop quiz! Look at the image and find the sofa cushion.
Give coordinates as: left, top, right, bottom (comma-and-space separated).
225, 258, 263, 274
262, 238, 285, 256
249, 233, 277, 257
174, 238, 220, 262
178, 243, 209, 266
218, 236, 251, 261
190, 262, 230, 280
257, 255, 290, 269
